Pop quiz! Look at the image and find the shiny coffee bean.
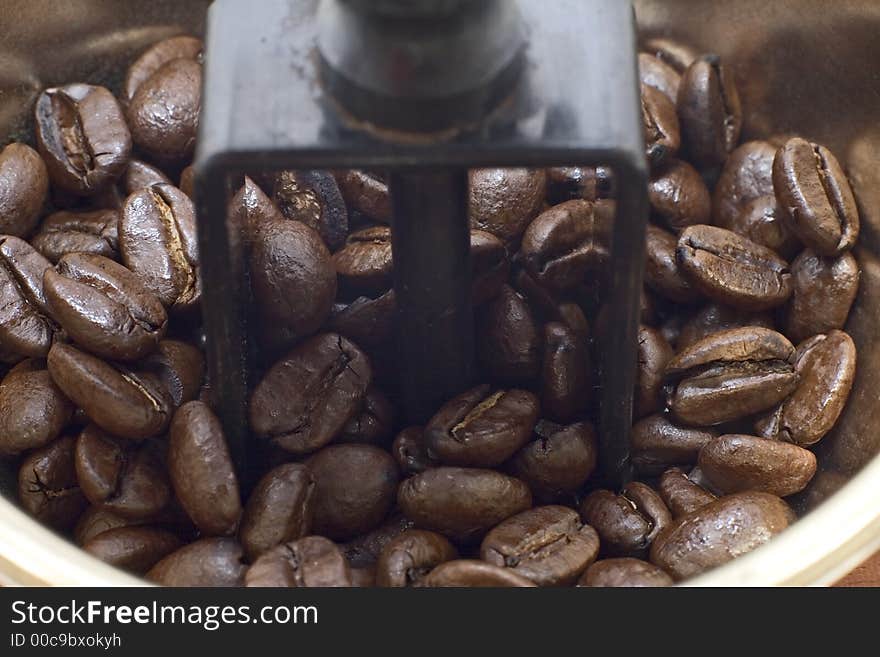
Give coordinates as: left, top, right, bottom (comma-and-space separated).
34, 84, 131, 195
508, 420, 597, 501
773, 137, 859, 255
577, 558, 673, 587
756, 331, 856, 446
334, 170, 391, 223
337, 386, 394, 446
677, 55, 742, 170
785, 249, 860, 344
327, 289, 396, 348
123, 159, 171, 194
392, 426, 437, 475
245, 537, 352, 587
677, 303, 775, 351
333, 226, 393, 299
272, 170, 348, 251
141, 339, 204, 407
470, 230, 509, 304
342, 514, 414, 569
468, 168, 547, 245
0, 143, 49, 237
639, 53, 681, 104
556, 301, 590, 342
420, 560, 537, 587
249, 333, 371, 454
545, 166, 613, 204
0, 235, 55, 357
659, 468, 717, 518
635, 326, 673, 419
580, 483, 672, 558
18, 434, 87, 531
84, 526, 182, 574
75, 506, 151, 546
642, 83, 681, 166
712, 140, 777, 228
664, 327, 797, 426
375, 529, 458, 587
230, 175, 285, 236
31, 209, 119, 263
476, 285, 541, 384
728, 195, 798, 259
239, 463, 315, 561
481, 506, 600, 586
123, 35, 203, 104
650, 492, 794, 580
630, 414, 717, 476
0, 359, 73, 456
540, 322, 590, 423
644, 225, 701, 304
424, 385, 539, 467
147, 537, 246, 587
649, 159, 711, 232
398, 467, 532, 542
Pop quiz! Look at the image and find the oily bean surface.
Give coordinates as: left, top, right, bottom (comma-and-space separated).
375, 529, 458, 587
123, 35, 203, 104
0, 235, 55, 358
420, 560, 537, 587
630, 414, 717, 476
658, 468, 717, 518
712, 140, 777, 228
785, 250, 859, 344
476, 285, 541, 384
644, 225, 700, 304
469, 168, 547, 245
147, 537, 246, 587
18, 434, 87, 531
577, 558, 673, 587
83, 526, 182, 574
541, 322, 590, 423
0, 143, 49, 237
245, 537, 352, 588
580, 483, 671, 558
31, 209, 119, 263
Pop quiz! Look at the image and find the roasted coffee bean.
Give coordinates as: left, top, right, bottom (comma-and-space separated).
556, 301, 590, 342
677, 225, 792, 310
0, 359, 73, 456
577, 558, 673, 587
728, 195, 799, 259
630, 414, 718, 476
642, 83, 681, 166
773, 137, 859, 255
249, 333, 371, 454
659, 468, 717, 518
470, 229, 509, 304
306, 444, 399, 541
785, 250, 860, 343
334, 170, 391, 223
712, 140, 777, 228
128, 58, 201, 163
540, 322, 590, 423
508, 420, 597, 501
120, 184, 200, 312
476, 285, 541, 384
337, 387, 394, 446
18, 434, 87, 530
635, 326, 674, 419
31, 209, 119, 263
677, 303, 775, 351
83, 526, 182, 574
664, 327, 797, 426
0, 143, 49, 237
147, 537, 246, 587
677, 55, 742, 170
123, 35, 203, 104
0, 235, 55, 357
123, 159, 171, 194
648, 159, 711, 231
179, 165, 195, 198
245, 537, 352, 587
45, 254, 167, 361
34, 84, 131, 195
756, 331, 856, 446
642, 37, 698, 72
481, 505, 600, 586
420, 560, 537, 587
469, 168, 547, 245
644, 225, 701, 304
272, 170, 348, 251
168, 402, 241, 535
342, 514, 414, 569
580, 483, 672, 558
639, 53, 681, 104
392, 426, 437, 475
229, 175, 285, 236
333, 226, 393, 299
698, 434, 816, 497
141, 339, 204, 407
650, 492, 795, 580
375, 529, 458, 587
47, 342, 173, 439
398, 467, 532, 542
685, 465, 723, 496
327, 289, 396, 348
239, 463, 315, 561
545, 166, 613, 204
75, 506, 149, 546
424, 385, 539, 467
520, 200, 611, 292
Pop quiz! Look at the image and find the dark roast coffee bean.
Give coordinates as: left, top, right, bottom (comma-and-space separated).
540, 322, 590, 423
650, 492, 794, 580
392, 426, 437, 475
179, 165, 195, 198
398, 467, 532, 542
0, 359, 73, 456
272, 170, 348, 251
327, 289, 396, 348
677, 303, 775, 351
147, 537, 246, 587
18, 434, 87, 530
677, 55, 742, 170
577, 558, 673, 587
424, 385, 539, 467
785, 250, 860, 343
648, 159, 711, 231
0, 235, 55, 358
639, 53, 681, 104
141, 339, 204, 407
579, 483, 672, 558
31, 209, 119, 263
664, 327, 797, 426
470, 230, 509, 304
658, 468, 717, 518
47, 342, 173, 439
556, 301, 590, 342
128, 58, 201, 163
677, 225, 792, 310
469, 168, 547, 244
420, 560, 537, 587
508, 420, 597, 501
306, 444, 399, 541
756, 331, 856, 446
545, 166, 613, 204
342, 514, 414, 568
123, 159, 171, 194
375, 529, 458, 587
641, 37, 698, 72
229, 175, 285, 236
83, 526, 182, 574
644, 225, 701, 304
476, 285, 541, 384
728, 195, 798, 259
75, 506, 150, 546
642, 83, 681, 166
337, 386, 394, 446
120, 184, 200, 312
168, 402, 241, 536
245, 537, 352, 587
239, 463, 315, 561
712, 140, 777, 228
630, 414, 717, 476
45, 254, 167, 361
0, 143, 49, 237
334, 170, 391, 223
34, 84, 131, 195
249, 333, 371, 454
481, 505, 600, 586
333, 226, 393, 299
773, 137, 859, 255
635, 326, 673, 419
123, 35, 203, 104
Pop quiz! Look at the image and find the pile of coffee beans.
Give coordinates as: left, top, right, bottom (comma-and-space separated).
0, 34, 861, 586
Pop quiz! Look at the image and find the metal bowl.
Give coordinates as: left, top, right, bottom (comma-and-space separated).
1, 0, 878, 586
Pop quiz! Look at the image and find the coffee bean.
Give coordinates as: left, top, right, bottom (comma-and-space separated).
147, 537, 246, 587
18, 434, 87, 530
639, 53, 681, 104
0, 143, 49, 237
712, 140, 777, 228
74, 506, 150, 546
539, 322, 590, 423
375, 529, 458, 587
337, 386, 394, 446
398, 467, 532, 542
649, 159, 711, 231
31, 209, 119, 263
481, 506, 600, 586
123, 159, 171, 195
179, 165, 195, 198
34, 84, 131, 195
333, 226, 393, 299
630, 414, 718, 476
334, 170, 391, 223
272, 170, 348, 251
728, 194, 799, 259
635, 326, 674, 419
420, 559, 537, 587
392, 426, 437, 475
246, 537, 352, 587
342, 514, 414, 569
577, 558, 673, 587
773, 137, 859, 255
580, 483, 671, 558
658, 468, 717, 518
84, 526, 182, 574
677, 303, 775, 351
642, 83, 681, 166
643, 225, 701, 304
556, 301, 590, 342
141, 339, 204, 407
327, 289, 396, 348
545, 166, 613, 204
470, 229, 509, 305
641, 37, 698, 72
785, 249, 860, 343
0, 359, 73, 456
476, 285, 541, 384
469, 168, 547, 245
650, 492, 794, 580
0, 235, 56, 358
123, 35, 203, 104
